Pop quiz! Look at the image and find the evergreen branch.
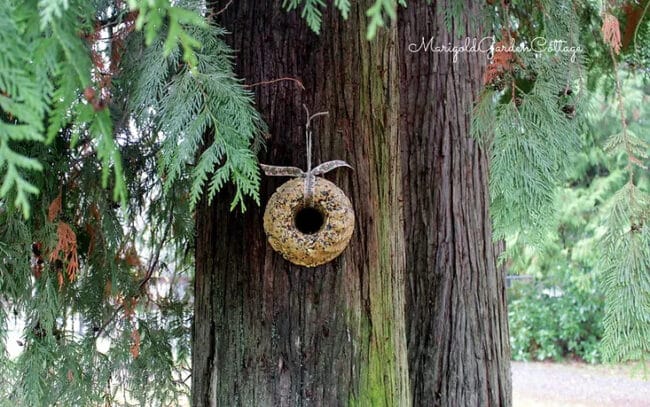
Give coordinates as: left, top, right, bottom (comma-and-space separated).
122, 22, 263, 211
51, 23, 91, 89
365, 0, 398, 40
94, 205, 174, 339
598, 8, 650, 363
92, 109, 127, 204
38, 0, 70, 29
283, 0, 326, 33
0, 2, 50, 217
128, 0, 206, 68
283, 0, 400, 38
334, 0, 351, 19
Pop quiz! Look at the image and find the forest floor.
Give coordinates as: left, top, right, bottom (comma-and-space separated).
512, 360, 650, 406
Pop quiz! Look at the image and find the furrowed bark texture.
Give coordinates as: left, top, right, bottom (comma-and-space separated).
399, 2, 512, 406
192, 1, 410, 406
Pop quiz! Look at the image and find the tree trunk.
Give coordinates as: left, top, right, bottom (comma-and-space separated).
399, 1, 512, 406
192, 1, 410, 406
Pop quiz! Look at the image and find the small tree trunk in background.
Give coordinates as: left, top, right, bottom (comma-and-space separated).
399, 1, 512, 406
192, 1, 410, 405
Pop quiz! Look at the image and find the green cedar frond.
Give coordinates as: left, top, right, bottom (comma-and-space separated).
0, 1, 48, 218
0, 0, 128, 216
0, 2, 196, 404
51, 22, 92, 89
334, 0, 351, 19
474, 0, 586, 243
121, 22, 264, 211
442, 0, 465, 37
128, 0, 206, 68
283, 0, 327, 33
47, 1, 127, 205
302, 0, 327, 33
597, 72, 650, 363
471, 89, 497, 148
283, 0, 401, 39
365, 0, 398, 40
92, 109, 127, 203
38, 0, 70, 29
600, 219, 650, 362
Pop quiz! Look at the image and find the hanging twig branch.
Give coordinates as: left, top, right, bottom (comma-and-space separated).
213, 0, 233, 17
206, 0, 233, 20
243, 77, 305, 90
259, 105, 352, 204
302, 105, 329, 204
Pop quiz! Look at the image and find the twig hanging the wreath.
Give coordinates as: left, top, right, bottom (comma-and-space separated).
259, 105, 352, 205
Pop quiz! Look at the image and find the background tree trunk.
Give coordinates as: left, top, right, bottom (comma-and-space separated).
192, 1, 410, 405
399, 1, 512, 406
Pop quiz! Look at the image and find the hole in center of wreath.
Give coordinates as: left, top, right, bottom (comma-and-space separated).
294, 206, 325, 234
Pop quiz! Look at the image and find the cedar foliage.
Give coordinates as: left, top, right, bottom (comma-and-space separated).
0, 0, 259, 404
0, 0, 649, 404
470, 0, 650, 364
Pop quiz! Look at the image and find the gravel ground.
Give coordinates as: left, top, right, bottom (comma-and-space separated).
512, 361, 650, 407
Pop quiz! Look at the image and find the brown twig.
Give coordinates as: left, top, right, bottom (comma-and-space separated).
214, 0, 233, 16
207, 0, 233, 21
243, 77, 306, 91
634, 0, 650, 52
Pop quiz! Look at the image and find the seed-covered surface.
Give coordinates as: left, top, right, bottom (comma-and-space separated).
263, 177, 355, 267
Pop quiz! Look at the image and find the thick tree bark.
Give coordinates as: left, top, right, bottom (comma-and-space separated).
192, 1, 409, 406
399, 1, 512, 406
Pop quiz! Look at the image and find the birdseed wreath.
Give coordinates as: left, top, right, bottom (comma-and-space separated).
263, 177, 354, 267
260, 107, 355, 267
